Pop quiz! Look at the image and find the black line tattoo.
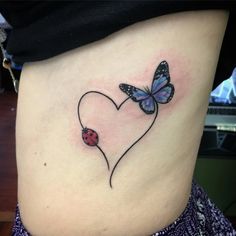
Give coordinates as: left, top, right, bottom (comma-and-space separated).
77, 91, 130, 171
77, 61, 175, 188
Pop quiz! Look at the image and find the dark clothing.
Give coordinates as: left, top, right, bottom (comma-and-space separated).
0, 1, 235, 89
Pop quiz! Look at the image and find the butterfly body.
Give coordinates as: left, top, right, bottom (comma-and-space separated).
119, 61, 174, 115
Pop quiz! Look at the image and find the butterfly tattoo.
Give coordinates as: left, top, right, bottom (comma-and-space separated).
119, 61, 174, 115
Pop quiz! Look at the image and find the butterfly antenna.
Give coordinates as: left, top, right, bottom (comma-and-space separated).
145, 86, 151, 94
143, 86, 148, 93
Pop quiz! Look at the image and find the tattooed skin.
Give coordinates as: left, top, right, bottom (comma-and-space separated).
77, 61, 174, 188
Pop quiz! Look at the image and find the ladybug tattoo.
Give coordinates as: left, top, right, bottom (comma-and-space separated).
82, 128, 99, 146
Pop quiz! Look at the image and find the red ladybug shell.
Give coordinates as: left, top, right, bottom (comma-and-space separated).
82, 128, 99, 146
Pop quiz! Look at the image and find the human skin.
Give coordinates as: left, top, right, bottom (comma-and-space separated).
16, 10, 228, 236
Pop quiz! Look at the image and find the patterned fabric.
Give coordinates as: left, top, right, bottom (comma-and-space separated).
151, 181, 236, 236
12, 181, 236, 236
12, 205, 29, 236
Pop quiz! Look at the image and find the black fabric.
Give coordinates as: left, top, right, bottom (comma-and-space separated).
0, 1, 235, 89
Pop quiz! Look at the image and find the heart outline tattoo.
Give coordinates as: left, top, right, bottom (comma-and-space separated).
77, 61, 175, 188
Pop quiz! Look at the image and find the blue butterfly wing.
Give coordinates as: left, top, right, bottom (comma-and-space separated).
119, 83, 149, 102
139, 96, 156, 114
151, 61, 170, 94
153, 84, 174, 104
119, 61, 174, 114
119, 83, 156, 114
